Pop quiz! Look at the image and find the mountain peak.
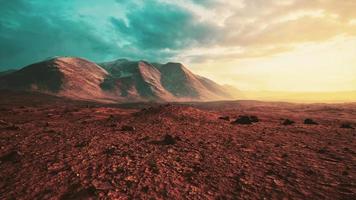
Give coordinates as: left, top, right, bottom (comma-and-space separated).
162, 62, 185, 69
0, 57, 234, 102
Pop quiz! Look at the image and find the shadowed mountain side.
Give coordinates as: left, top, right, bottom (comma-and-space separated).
0, 57, 115, 102
0, 70, 17, 77
99, 59, 233, 101
0, 59, 64, 92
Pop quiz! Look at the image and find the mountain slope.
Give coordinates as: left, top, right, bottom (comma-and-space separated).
0, 69, 17, 77
100, 60, 233, 101
0, 57, 114, 102
99, 60, 175, 101
0, 57, 234, 102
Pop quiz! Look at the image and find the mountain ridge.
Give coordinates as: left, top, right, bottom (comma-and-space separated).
0, 57, 234, 103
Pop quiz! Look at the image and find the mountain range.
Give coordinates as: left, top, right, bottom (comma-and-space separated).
0, 57, 234, 102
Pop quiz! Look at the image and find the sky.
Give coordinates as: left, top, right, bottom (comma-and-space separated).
0, 0, 355, 92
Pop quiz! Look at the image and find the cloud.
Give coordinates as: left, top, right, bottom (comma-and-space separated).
0, 0, 121, 68
176, 0, 356, 63
110, 0, 219, 50
0, 0, 356, 69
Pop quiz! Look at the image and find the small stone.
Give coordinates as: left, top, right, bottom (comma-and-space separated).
5, 124, 20, 130
342, 171, 349, 176
47, 162, 66, 172
273, 179, 284, 187
282, 119, 295, 126
304, 118, 318, 125
104, 146, 117, 155
0, 150, 22, 163
218, 116, 230, 121
340, 123, 354, 129
92, 180, 113, 190
317, 147, 327, 154
249, 116, 259, 123
125, 176, 137, 182
121, 125, 135, 131
0, 120, 9, 126
162, 134, 176, 145
75, 141, 89, 148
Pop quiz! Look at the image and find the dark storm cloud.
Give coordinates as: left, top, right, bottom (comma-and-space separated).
0, 0, 219, 69
110, 0, 219, 50
0, 0, 119, 69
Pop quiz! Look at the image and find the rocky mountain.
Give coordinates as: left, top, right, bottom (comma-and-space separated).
0, 69, 17, 77
0, 57, 234, 102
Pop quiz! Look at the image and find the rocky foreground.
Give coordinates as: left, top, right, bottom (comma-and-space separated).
0, 91, 355, 199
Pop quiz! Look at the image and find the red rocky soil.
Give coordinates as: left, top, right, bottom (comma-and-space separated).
0, 91, 355, 199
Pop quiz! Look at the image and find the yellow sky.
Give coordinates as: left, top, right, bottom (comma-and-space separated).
191, 36, 356, 92
171, 0, 356, 95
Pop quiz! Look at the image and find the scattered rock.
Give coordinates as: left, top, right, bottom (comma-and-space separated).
47, 162, 68, 173
0, 150, 22, 163
232, 116, 253, 125
141, 186, 149, 193
0, 120, 20, 130
5, 124, 21, 130
109, 123, 117, 128
92, 180, 113, 190
148, 160, 159, 174
75, 141, 89, 148
107, 115, 119, 123
125, 176, 138, 182
304, 118, 318, 125
121, 125, 135, 131
162, 134, 176, 145
282, 119, 295, 126
340, 123, 354, 129
60, 186, 97, 200
342, 171, 349, 176
249, 116, 259, 123
317, 147, 327, 154
273, 179, 285, 187
103, 146, 117, 155
0, 119, 9, 126
305, 169, 315, 176
151, 134, 177, 145
218, 116, 230, 121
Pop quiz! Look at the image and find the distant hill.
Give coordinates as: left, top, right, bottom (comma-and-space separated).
240, 90, 356, 103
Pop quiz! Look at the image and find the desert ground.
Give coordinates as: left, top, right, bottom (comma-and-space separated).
0, 90, 355, 200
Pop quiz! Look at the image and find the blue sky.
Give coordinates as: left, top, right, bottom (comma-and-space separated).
0, 0, 219, 68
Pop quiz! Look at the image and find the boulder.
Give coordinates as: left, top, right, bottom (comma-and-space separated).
304, 118, 318, 125
282, 119, 295, 126
232, 115, 260, 125
340, 123, 354, 129
249, 116, 259, 123
121, 125, 135, 131
162, 134, 176, 145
